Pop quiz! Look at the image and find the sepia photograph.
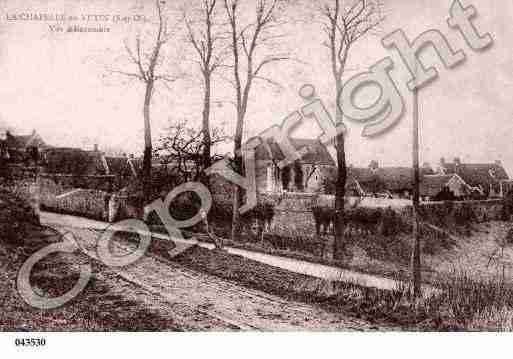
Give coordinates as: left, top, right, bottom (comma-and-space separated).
1, 0, 513, 356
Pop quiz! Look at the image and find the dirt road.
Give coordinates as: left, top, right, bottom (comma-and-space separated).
41, 212, 385, 331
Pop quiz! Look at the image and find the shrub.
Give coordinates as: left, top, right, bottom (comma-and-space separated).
504, 190, 513, 220
242, 201, 275, 223
206, 198, 277, 242
311, 205, 409, 237
0, 188, 39, 246
379, 207, 406, 236
505, 228, 513, 245
421, 202, 454, 228
454, 202, 476, 226
311, 206, 334, 235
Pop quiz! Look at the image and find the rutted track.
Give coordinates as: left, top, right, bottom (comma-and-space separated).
44, 216, 384, 331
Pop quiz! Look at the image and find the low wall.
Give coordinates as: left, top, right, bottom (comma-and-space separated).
7, 176, 111, 221
37, 177, 110, 221
263, 194, 505, 238
315, 194, 411, 209
265, 193, 318, 238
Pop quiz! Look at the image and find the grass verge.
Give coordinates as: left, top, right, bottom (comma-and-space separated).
0, 219, 181, 331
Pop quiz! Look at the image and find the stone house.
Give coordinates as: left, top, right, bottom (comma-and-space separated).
346, 158, 509, 200
1, 129, 49, 164
254, 138, 336, 194
43, 145, 108, 176
437, 158, 510, 198
346, 161, 435, 198
419, 174, 472, 201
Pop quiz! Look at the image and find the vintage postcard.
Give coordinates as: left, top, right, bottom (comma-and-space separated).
1, 0, 513, 355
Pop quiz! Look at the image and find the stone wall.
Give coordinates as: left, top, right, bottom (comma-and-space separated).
37, 176, 110, 221
7, 175, 113, 221
266, 193, 318, 237
257, 193, 505, 239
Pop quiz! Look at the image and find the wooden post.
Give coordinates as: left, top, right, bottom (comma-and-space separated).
411, 76, 422, 298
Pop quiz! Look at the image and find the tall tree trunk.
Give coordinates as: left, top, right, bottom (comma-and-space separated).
333, 84, 347, 259
142, 80, 154, 205
202, 75, 212, 174
411, 84, 422, 297
231, 113, 244, 242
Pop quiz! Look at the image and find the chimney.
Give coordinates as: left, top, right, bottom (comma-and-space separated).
93, 144, 99, 152
440, 157, 445, 166
496, 160, 502, 166
454, 157, 461, 166
32, 129, 36, 135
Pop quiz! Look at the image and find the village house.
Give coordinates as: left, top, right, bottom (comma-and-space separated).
436, 158, 510, 198
41, 146, 179, 194
0, 129, 49, 164
344, 160, 492, 201
43, 145, 108, 176
343, 158, 511, 201
254, 138, 335, 194
419, 174, 472, 201
4, 128, 510, 204
346, 161, 435, 198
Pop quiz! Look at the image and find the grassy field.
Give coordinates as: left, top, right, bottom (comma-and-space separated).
156, 212, 513, 331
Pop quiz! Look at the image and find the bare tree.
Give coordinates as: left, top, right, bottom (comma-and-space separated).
109, 0, 181, 203
155, 120, 227, 182
184, 0, 228, 176
319, 0, 383, 258
223, 0, 289, 241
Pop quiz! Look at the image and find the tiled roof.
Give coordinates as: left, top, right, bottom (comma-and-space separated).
5, 131, 48, 149
255, 138, 335, 166
347, 167, 388, 194
104, 156, 131, 176
349, 166, 437, 193
442, 162, 509, 192
43, 148, 107, 175
419, 174, 454, 197
349, 166, 413, 192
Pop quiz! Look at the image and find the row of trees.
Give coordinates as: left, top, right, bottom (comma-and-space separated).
112, 0, 384, 260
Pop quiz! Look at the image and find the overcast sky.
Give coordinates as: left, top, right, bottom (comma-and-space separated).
0, 0, 512, 174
